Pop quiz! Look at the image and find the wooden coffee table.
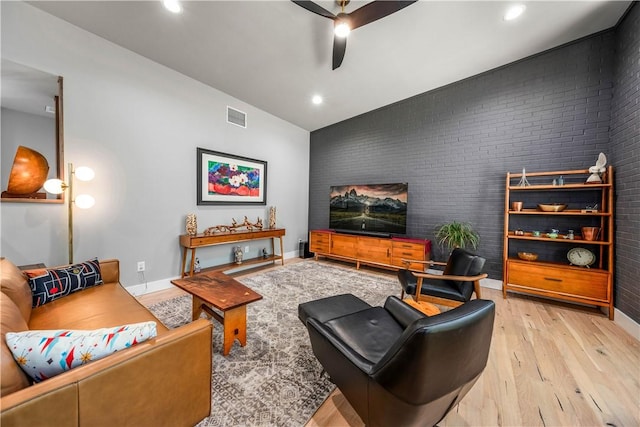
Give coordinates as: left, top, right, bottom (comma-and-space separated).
170, 270, 263, 356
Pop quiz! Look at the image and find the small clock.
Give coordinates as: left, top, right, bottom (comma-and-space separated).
567, 247, 596, 267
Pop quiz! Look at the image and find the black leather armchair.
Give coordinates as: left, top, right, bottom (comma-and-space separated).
299, 294, 495, 427
398, 248, 488, 307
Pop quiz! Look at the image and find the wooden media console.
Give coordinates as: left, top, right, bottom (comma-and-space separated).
309, 230, 430, 271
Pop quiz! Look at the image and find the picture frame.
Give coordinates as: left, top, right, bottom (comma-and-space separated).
197, 148, 267, 205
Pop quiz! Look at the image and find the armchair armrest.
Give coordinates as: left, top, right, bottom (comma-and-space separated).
411, 272, 488, 300
410, 272, 488, 282
401, 259, 447, 267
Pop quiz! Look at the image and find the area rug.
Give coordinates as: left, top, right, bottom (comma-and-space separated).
147, 260, 399, 427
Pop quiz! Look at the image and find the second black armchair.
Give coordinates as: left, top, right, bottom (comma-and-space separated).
398, 248, 487, 307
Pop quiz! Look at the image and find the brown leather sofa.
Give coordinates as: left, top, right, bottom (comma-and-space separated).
1, 258, 212, 427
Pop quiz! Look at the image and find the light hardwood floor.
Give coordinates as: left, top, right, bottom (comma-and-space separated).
138, 262, 640, 427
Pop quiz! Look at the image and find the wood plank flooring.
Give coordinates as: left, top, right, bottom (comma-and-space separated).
137, 261, 640, 427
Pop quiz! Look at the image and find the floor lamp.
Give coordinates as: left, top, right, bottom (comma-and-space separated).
44, 163, 95, 264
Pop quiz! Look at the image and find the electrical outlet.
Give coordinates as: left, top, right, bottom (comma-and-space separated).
137, 261, 145, 272
244, 246, 250, 253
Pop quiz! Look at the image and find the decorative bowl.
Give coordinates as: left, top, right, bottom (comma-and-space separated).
537, 203, 567, 212
517, 252, 538, 261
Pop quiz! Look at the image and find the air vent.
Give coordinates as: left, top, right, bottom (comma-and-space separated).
227, 106, 247, 128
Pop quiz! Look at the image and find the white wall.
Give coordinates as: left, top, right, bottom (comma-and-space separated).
0, 2, 310, 287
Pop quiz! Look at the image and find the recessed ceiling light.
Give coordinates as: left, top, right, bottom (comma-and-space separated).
312, 95, 323, 105
504, 4, 526, 21
163, 0, 182, 14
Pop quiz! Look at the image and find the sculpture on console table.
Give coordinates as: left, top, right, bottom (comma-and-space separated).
186, 213, 197, 236
269, 207, 276, 229
203, 216, 264, 235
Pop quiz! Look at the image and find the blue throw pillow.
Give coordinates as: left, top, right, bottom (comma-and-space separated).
24, 258, 103, 307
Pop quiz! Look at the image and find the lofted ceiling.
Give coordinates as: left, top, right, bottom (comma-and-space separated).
28, 1, 631, 131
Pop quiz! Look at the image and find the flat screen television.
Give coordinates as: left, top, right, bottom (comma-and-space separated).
329, 183, 408, 236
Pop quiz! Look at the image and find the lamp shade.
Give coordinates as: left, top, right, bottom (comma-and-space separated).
75, 166, 95, 181
43, 179, 66, 194
6, 146, 50, 195
75, 194, 95, 209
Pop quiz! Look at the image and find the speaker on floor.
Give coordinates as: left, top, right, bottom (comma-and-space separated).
299, 241, 313, 259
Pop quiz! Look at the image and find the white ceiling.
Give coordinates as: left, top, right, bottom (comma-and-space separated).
28, 1, 631, 131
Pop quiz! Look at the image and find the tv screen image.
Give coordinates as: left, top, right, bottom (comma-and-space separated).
329, 183, 408, 235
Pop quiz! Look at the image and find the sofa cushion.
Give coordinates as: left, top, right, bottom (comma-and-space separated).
28, 282, 170, 333
24, 258, 103, 307
1, 292, 31, 396
324, 307, 405, 365
5, 321, 157, 383
0, 258, 33, 322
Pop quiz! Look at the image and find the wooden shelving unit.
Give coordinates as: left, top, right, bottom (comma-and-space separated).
502, 167, 614, 319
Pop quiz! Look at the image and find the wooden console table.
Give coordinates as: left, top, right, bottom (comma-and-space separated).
179, 228, 286, 277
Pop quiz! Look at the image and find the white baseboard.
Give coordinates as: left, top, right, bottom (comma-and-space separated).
614, 308, 640, 341
126, 251, 300, 297
126, 278, 174, 297
480, 277, 503, 291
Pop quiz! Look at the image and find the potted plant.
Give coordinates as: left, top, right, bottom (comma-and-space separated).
435, 221, 479, 253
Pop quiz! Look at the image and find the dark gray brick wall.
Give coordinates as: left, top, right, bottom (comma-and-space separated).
310, 31, 615, 285
611, 4, 640, 323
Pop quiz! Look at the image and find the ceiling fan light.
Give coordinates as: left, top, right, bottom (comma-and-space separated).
334, 18, 350, 38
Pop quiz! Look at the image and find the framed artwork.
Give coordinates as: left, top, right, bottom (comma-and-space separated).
197, 148, 267, 205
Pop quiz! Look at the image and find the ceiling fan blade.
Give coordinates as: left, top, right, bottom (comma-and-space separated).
332, 36, 347, 70
349, 0, 417, 30
291, 1, 336, 20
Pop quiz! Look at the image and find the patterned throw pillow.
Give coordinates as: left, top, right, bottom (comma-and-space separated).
5, 321, 157, 383
24, 258, 103, 307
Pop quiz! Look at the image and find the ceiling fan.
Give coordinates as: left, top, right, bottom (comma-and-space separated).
292, 0, 417, 70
